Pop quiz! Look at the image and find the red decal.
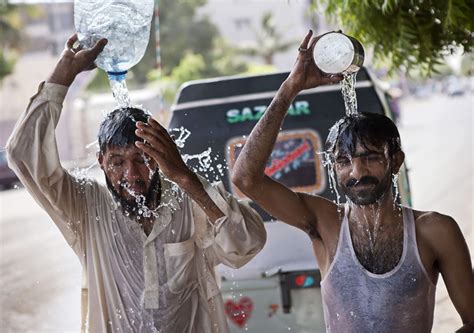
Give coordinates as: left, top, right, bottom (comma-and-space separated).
268, 303, 279, 317
224, 297, 253, 328
295, 275, 306, 287
265, 141, 311, 177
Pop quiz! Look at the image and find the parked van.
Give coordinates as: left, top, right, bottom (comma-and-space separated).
169, 69, 411, 332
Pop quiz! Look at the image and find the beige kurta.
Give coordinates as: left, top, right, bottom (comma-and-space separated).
6, 82, 266, 333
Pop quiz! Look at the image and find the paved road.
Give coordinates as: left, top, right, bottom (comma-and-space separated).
0, 187, 82, 332
398, 93, 473, 332
0, 93, 472, 332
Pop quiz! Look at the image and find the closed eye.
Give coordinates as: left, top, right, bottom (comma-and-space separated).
110, 159, 124, 167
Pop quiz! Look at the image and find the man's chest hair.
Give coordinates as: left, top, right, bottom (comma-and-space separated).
350, 222, 404, 274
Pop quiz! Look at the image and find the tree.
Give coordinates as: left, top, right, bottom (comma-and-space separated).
0, 4, 44, 82
238, 12, 297, 65
159, 0, 218, 76
311, 0, 473, 75
0, 4, 21, 82
147, 37, 249, 104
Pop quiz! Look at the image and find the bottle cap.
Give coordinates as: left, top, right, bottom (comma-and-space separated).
107, 71, 128, 81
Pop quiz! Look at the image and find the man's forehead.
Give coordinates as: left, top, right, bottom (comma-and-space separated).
104, 145, 143, 157
334, 142, 385, 157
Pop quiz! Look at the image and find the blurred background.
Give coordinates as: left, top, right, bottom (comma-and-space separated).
0, 0, 472, 332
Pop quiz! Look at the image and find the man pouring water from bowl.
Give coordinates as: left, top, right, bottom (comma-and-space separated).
232, 30, 473, 332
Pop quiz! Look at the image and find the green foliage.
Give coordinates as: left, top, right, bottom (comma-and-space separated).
147, 40, 250, 104
142, 0, 251, 103
460, 53, 473, 75
170, 52, 206, 84
86, 70, 110, 92
206, 38, 248, 77
0, 4, 43, 82
245, 63, 278, 74
0, 4, 21, 81
159, 0, 218, 76
311, 0, 473, 76
91, 0, 248, 91
0, 52, 16, 80
238, 12, 298, 65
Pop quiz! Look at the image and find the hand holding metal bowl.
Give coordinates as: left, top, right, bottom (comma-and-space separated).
313, 31, 365, 75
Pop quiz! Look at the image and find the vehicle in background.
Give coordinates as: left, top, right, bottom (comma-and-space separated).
0, 150, 20, 190
169, 68, 411, 332
444, 76, 466, 97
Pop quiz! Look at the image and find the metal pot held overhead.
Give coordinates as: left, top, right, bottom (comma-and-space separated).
313, 31, 365, 75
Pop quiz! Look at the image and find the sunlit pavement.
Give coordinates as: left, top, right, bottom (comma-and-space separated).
0, 93, 472, 332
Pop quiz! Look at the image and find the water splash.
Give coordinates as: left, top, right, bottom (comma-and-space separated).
73, 124, 225, 223
319, 151, 342, 205
182, 148, 213, 173
392, 173, 400, 204
109, 76, 131, 108
340, 73, 358, 116
169, 127, 191, 148
348, 196, 384, 271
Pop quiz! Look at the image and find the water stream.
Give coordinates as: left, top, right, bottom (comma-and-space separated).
109, 76, 132, 108
340, 73, 358, 116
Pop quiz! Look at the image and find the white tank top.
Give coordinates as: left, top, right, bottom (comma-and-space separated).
320, 205, 436, 332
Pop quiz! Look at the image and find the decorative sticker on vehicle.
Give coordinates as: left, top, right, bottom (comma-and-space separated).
225, 100, 311, 124
224, 296, 254, 328
227, 129, 326, 199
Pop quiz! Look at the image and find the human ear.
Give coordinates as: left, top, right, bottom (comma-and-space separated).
98, 151, 105, 170
391, 150, 405, 174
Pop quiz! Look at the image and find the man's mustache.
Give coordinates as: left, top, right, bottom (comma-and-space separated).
346, 176, 379, 188
120, 179, 146, 189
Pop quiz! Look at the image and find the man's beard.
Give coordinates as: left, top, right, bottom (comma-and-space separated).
105, 171, 161, 218
339, 171, 392, 205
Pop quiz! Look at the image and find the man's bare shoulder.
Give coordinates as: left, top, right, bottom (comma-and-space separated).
413, 209, 458, 229
413, 209, 464, 254
298, 192, 341, 238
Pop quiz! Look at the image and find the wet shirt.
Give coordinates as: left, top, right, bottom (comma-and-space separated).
321, 205, 436, 333
6, 82, 267, 333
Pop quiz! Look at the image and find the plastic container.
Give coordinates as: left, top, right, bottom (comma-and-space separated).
74, 0, 155, 81
313, 32, 364, 75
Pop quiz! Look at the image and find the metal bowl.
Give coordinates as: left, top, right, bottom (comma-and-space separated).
313, 32, 365, 75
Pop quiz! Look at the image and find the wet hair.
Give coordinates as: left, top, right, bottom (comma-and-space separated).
326, 112, 402, 158
98, 107, 151, 153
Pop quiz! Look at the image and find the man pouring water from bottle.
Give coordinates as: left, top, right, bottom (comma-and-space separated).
232, 30, 473, 332
6, 29, 266, 333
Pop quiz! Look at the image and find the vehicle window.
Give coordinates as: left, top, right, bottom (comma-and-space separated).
0, 151, 7, 165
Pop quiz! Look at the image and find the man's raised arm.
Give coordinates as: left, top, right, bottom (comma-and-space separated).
133, 115, 266, 269
5, 35, 106, 253
231, 31, 341, 233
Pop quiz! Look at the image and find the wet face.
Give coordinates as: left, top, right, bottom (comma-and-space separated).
334, 142, 393, 205
98, 145, 158, 205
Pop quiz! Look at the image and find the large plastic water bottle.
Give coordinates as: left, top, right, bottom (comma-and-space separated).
74, 0, 154, 82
